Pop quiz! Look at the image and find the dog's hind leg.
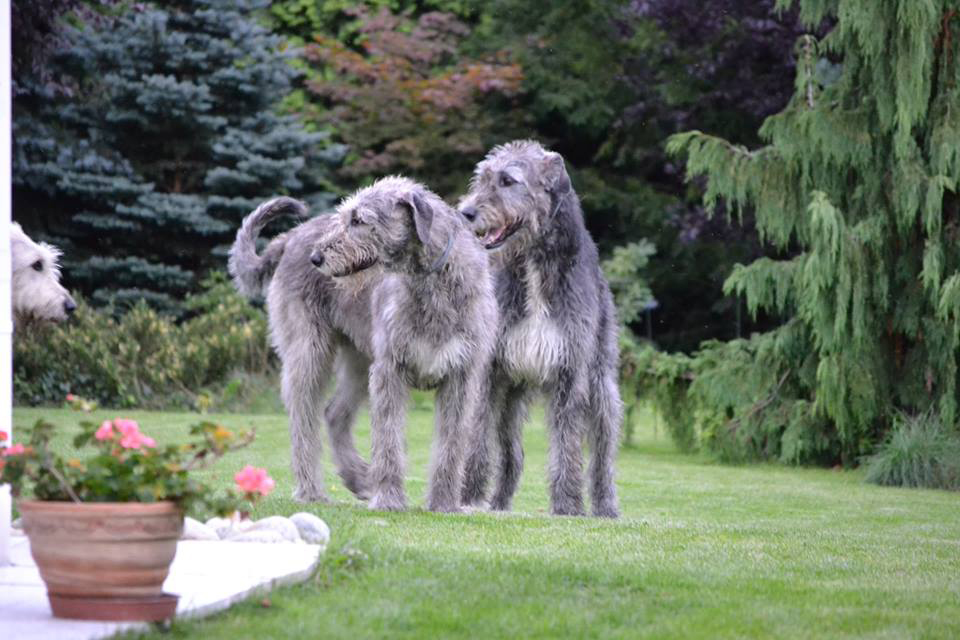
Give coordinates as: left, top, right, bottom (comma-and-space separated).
324, 345, 372, 500
461, 372, 506, 508
368, 360, 410, 511
489, 386, 531, 512
588, 366, 622, 518
281, 329, 336, 503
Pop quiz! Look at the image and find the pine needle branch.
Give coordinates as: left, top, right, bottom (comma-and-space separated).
727, 369, 792, 434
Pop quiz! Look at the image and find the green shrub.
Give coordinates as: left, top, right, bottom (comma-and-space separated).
14, 273, 273, 409
627, 335, 839, 464
624, 341, 698, 452
602, 240, 656, 448
864, 412, 960, 491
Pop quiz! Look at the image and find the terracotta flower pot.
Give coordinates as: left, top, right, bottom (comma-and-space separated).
18, 500, 184, 621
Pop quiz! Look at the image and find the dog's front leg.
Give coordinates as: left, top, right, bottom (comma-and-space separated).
546, 366, 589, 516
368, 360, 409, 511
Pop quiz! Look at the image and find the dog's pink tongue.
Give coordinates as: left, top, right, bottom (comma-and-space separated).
483, 226, 507, 245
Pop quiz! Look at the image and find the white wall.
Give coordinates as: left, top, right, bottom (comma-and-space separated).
0, 0, 14, 566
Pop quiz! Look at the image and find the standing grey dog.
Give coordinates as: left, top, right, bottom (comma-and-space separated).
457, 140, 622, 518
11, 223, 77, 328
313, 176, 498, 512
230, 178, 497, 512
230, 197, 376, 503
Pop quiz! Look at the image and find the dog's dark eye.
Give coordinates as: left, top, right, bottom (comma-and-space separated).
32, 260, 43, 272
350, 214, 363, 227
499, 173, 517, 188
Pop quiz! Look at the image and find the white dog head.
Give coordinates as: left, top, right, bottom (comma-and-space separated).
11, 223, 77, 326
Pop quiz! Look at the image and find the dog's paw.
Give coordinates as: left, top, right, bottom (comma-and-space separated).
369, 490, 407, 512
592, 502, 620, 519
460, 499, 490, 514
551, 503, 586, 517
340, 474, 372, 502
292, 486, 330, 504
426, 499, 464, 514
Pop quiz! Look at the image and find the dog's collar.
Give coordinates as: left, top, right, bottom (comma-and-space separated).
429, 233, 455, 273
549, 189, 571, 217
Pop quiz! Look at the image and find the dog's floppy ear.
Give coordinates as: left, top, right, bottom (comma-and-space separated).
541, 151, 571, 216
403, 191, 434, 246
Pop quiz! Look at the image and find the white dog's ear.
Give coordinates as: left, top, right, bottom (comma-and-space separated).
402, 191, 434, 247
10, 224, 33, 271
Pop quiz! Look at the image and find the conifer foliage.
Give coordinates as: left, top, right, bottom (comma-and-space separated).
664, 0, 960, 464
13, 0, 342, 312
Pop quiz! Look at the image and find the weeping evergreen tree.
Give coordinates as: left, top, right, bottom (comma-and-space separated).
13, 0, 343, 312
665, 0, 960, 464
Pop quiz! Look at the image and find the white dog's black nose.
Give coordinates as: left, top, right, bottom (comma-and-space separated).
310, 252, 324, 268
460, 206, 478, 222
64, 299, 77, 315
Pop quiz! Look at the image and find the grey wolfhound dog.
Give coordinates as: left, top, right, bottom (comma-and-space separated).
457, 140, 622, 518
229, 177, 497, 512
312, 176, 498, 512
11, 223, 77, 329
230, 197, 375, 503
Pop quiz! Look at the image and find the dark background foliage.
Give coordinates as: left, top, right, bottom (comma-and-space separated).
13, 0, 344, 313
13, 0, 802, 342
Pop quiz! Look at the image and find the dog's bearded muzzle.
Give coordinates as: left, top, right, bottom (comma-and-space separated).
310, 247, 379, 278
475, 217, 523, 250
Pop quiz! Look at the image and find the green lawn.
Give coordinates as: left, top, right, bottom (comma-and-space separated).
12, 403, 960, 639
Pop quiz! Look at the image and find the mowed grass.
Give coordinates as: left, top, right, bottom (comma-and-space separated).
12, 403, 960, 639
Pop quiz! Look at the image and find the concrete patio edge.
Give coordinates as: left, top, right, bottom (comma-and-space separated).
1, 535, 324, 640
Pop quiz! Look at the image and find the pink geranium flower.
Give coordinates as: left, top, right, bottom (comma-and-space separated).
114, 419, 140, 436
2, 443, 26, 456
119, 432, 140, 449
234, 465, 276, 496
95, 421, 114, 441
119, 430, 156, 449
98, 419, 156, 449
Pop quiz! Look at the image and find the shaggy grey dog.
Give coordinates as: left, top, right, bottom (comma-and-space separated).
230, 177, 497, 512
457, 140, 622, 518
11, 223, 76, 328
230, 197, 376, 503
313, 176, 498, 512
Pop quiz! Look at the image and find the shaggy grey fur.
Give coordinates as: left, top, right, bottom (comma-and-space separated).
457, 140, 622, 518
229, 179, 497, 513
229, 196, 375, 503
11, 223, 76, 329
313, 176, 498, 512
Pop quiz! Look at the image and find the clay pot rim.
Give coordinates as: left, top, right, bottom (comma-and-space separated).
17, 499, 182, 515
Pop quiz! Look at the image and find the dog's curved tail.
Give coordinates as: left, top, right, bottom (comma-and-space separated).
228, 196, 308, 299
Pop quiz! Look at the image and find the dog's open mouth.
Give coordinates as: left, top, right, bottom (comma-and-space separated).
332, 257, 379, 277
477, 219, 522, 250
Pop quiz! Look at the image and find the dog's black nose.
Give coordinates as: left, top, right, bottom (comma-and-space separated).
310, 252, 324, 268
460, 206, 477, 222
64, 299, 77, 315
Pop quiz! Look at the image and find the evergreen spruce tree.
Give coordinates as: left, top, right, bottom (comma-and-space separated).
666, 0, 960, 464
13, 0, 343, 312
